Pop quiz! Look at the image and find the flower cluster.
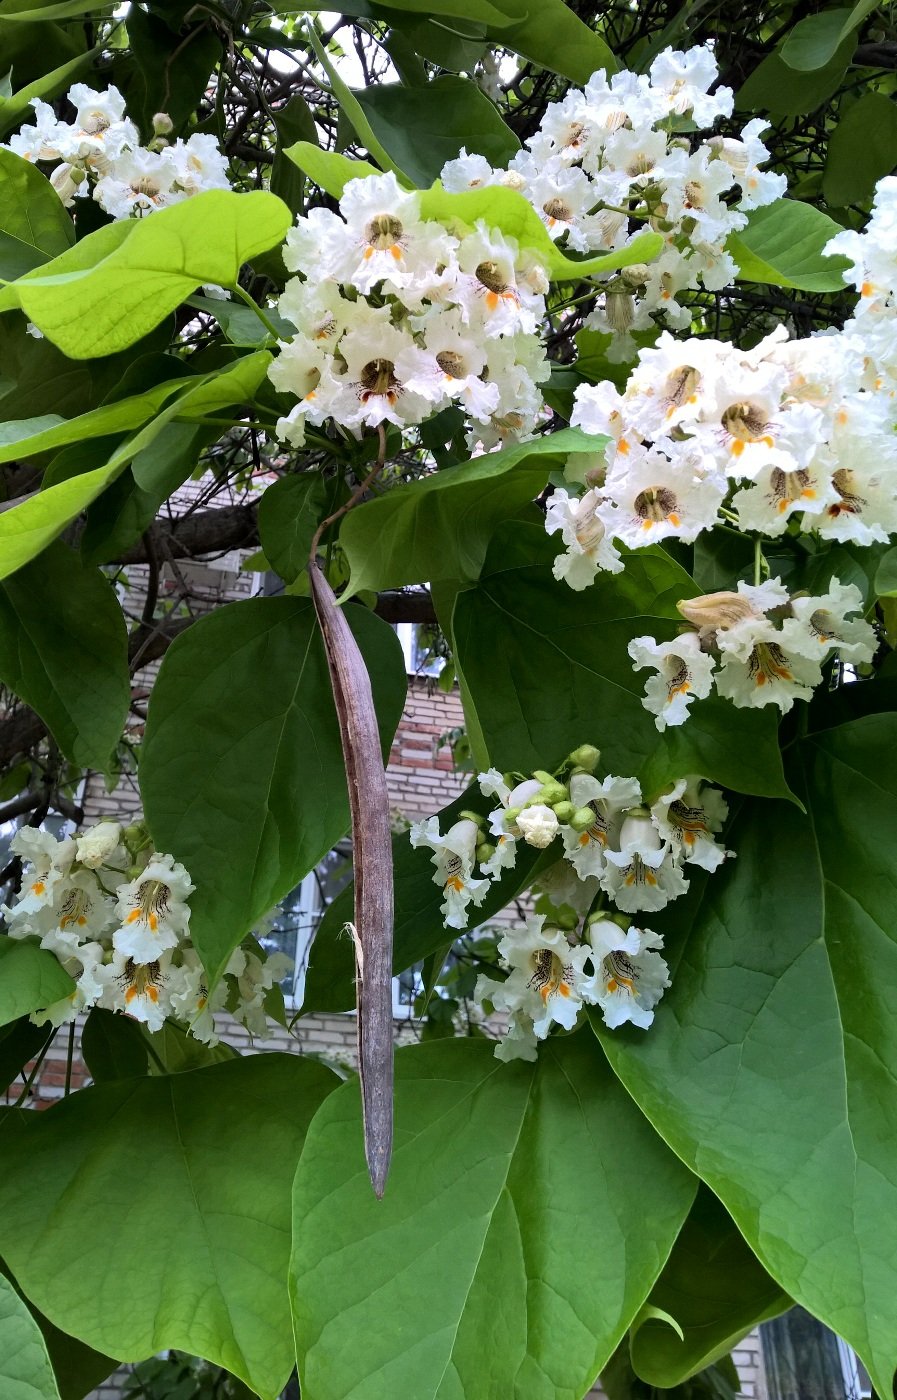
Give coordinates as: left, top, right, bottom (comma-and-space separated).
3, 84, 230, 219
628, 578, 876, 723
441, 45, 784, 357
2, 823, 290, 1044
555, 321, 897, 592
826, 175, 897, 389
269, 171, 550, 452
411, 745, 732, 1058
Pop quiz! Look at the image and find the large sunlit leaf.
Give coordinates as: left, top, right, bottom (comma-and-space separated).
340, 428, 606, 595
141, 597, 407, 985
728, 200, 849, 292
0, 541, 128, 768
0, 937, 75, 1029
419, 182, 663, 282
0, 351, 270, 580
0, 1272, 60, 1400
290, 1034, 696, 1400
595, 713, 897, 1400
452, 522, 792, 800
0, 1055, 338, 1400
0, 192, 290, 357
736, 34, 857, 118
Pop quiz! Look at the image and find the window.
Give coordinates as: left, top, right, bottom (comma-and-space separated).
761, 1308, 858, 1400
258, 841, 417, 1018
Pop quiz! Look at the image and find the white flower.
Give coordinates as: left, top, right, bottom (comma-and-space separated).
628, 632, 716, 730
453, 222, 542, 337
588, 918, 670, 1030
715, 617, 824, 712
650, 779, 730, 871
516, 803, 560, 849
711, 119, 787, 211
779, 580, 877, 665
394, 310, 499, 423
648, 44, 732, 124
6, 99, 66, 162
409, 816, 490, 929
31, 940, 109, 1029
602, 809, 689, 913
113, 853, 194, 962
545, 487, 624, 589
492, 1010, 539, 1063
103, 952, 172, 1031
601, 443, 726, 547
440, 149, 500, 192
3, 828, 75, 929
561, 772, 641, 880
231, 948, 292, 1037
168, 133, 230, 195
75, 821, 123, 870
94, 148, 181, 219
494, 915, 595, 1036
168, 949, 224, 1046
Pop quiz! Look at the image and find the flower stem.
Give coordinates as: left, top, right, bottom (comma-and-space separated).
228, 283, 284, 342
754, 537, 764, 587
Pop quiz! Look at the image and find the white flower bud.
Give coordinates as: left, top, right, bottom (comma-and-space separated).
516, 804, 560, 849
76, 821, 122, 869
153, 112, 174, 135
677, 591, 759, 631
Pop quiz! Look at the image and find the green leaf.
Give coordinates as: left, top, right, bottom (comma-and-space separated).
419, 182, 664, 282
0, 542, 128, 768
736, 35, 856, 118
0, 192, 291, 358
0, 1271, 60, 1400
875, 545, 897, 597
824, 91, 897, 208
353, 75, 520, 188
0, 150, 74, 259
728, 199, 849, 292
141, 597, 407, 985
0, 1268, 118, 1400
0, 351, 271, 580
303, 779, 547, 1013
0, 1018, 50, 1094
0, 46, 97, 138
0, 937, 74, 1029
628, 1186, 790, 1387
123, 8, 220, 130
0, 1055, 338, 1400
452, 522, 791, 800
781, 2, 876, 70
283, 141, 379, 200
595, 713, 897, 1400
257, 473, 332, 584
290, 1034, 696, 1400
80, 1008, 149, 1083
340, 429, 605, 595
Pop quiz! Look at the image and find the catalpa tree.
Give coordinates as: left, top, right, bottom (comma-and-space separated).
0, 2, 896, 1398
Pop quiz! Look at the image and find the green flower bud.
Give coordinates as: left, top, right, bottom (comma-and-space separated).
153, 111, 174, 135
539, 780, 568, 806
569, 744, 601, 772
570, 806, 596, 832
458, 809, 485, 827
552, 801, 574, 823
503, 805, 522, 826
532, 769, 554, 785
476, 841, 495, 863
554, 908, 579, 931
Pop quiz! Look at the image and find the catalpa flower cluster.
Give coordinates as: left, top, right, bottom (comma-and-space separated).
410, 745, 732, 1058
547, 321, 897, 589
3, 83, 230, 218
2, 823, 290, 1044
629, 578, 877, 725
269, 171, 550, 452
826, 175, 897, 389
442, 44, 784, 358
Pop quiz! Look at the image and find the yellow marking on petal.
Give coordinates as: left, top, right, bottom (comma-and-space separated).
446, 875, 464, 893
730, 439, 745, 457
126, 909, 141, 924
31, 881, 45, 895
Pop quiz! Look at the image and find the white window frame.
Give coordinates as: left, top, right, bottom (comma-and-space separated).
836, 1338, 873, 1400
